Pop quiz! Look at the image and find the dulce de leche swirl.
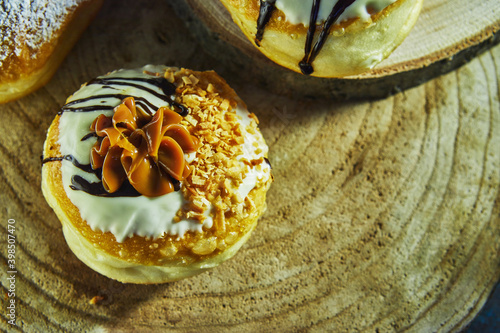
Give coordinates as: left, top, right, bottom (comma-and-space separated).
90, 97, 198, 197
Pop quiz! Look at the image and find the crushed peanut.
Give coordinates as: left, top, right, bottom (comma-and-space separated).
167, 68, 258, 239
89, 295, 105, 305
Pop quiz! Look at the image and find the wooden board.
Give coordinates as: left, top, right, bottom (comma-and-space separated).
1, 0, 499, 331
174, 0, 500, 98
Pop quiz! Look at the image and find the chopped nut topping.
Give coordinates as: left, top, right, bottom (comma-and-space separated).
89, 295, 105, 305
165, 69, 259, 231
191, 237, 217, 255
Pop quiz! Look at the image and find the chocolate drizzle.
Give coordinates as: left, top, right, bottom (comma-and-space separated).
299, 0, 322, 75
264, 157, 272, 169
256, 0, 356, 75
255, 0, 277, 46
70, 175, 142, 197
42, 154, 145, 197
42, 155, 95, 174
59, 76, 188, 116
80, 132, 98, 141
299, 0, 355, 75
62, 95, 152, 115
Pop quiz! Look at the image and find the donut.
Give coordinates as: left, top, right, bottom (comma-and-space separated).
0, 0, 103, 104
219, 0, 423, 77
41, 65, 273, 284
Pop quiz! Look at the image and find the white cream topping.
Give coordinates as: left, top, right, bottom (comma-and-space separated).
275, 0, 397, 26
57, 65, 270, 242
236, 107, 270, 199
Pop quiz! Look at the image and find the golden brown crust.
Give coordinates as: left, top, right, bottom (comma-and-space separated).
0, 0, 103, 104
42, 68, 272, 283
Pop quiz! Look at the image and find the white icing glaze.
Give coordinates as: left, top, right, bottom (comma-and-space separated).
275, 0, 397, 26
57, 65, 270, 242
236, 107, 271, 199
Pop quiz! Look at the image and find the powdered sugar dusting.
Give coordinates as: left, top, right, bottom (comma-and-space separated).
0, 0, 86, 67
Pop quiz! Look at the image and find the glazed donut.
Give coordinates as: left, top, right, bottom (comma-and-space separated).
219, 0, 423, 77
0, 0, 103, 104
41, 65, 273, 284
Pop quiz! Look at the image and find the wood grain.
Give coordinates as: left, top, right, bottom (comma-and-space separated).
174, 0, 500, 98
1, 0, 499, 332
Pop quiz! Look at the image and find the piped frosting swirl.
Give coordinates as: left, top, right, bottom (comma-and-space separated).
89, 97, 198, 197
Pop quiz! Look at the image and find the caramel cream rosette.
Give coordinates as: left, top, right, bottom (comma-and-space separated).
219, 0, 423, 77
41, 65, 272, 284
90, 97, 198, 196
